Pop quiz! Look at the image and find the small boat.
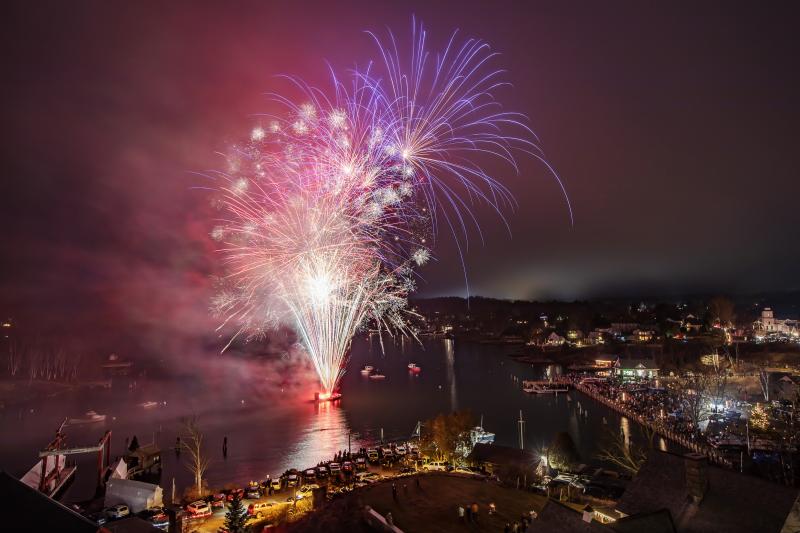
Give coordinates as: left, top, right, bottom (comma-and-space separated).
67, 410, 106, 424
361, 365, 374, 374
140, 401, 159, 409
369, 371, 386, 380
471, 415, 495, 445
407, 363, 422, 373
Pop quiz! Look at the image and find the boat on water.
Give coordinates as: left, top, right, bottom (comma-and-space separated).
470, 416, 495, 445
456, 415, 495, 456
67, 410, 106, 424
407, 363, 422, 373
522, 381, 570, 394
313, 392, 342, 403
361, 365, 374, 374
140, 401, 159, 409
369, 372, 386, 380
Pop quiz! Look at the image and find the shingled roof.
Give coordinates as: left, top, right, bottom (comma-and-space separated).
616, 450, 799, 533
531, 500, 610, 533
0, 471, 97, 533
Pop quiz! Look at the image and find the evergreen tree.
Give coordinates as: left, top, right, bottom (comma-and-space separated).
224, 493, 249, 533
750, 403, 770, 431
128, 435, 140, 452
548, 432, 580, 471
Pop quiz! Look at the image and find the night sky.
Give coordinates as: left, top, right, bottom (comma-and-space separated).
3, 1, 800, 339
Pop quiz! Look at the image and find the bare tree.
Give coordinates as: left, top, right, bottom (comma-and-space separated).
182, 417, 210, 497
708, 296, 736, 329
672, 368, 728, 435
596, 425, 655, 475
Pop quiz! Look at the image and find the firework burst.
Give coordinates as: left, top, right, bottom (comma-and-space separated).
207, 20, 568, 395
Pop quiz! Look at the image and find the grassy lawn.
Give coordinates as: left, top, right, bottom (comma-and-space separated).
290, 473, 548, 533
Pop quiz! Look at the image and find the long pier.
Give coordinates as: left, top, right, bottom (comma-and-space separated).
571, 381, 732, 468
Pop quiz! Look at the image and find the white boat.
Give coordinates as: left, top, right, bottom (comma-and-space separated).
361, 365, 374, 374
408, 363, 421, 373
140, 401, 159, 409
67, 410, 106, 424
369, 372, 386, 380
470, 415, 495, 445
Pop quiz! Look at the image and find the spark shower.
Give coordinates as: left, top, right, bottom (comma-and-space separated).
207, 21, 567, 395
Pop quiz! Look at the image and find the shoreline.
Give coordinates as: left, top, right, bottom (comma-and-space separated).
571, 380, 732, 468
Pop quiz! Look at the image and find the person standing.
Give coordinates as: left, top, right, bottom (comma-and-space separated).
392, 482, 398, 502
466, 503, 472, 523
471, 502, 479, 524
458, 505, 465, 523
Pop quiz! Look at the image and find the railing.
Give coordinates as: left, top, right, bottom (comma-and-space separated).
573, 382, 732, 468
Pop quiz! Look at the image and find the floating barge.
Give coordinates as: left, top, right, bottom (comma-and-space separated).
522, 380, 570, 394
313, 392, 342, 403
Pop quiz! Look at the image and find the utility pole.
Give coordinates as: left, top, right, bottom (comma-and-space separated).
517, 410, 525, 450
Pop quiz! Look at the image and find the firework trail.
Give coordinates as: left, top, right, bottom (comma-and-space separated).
208, 20, 570, 395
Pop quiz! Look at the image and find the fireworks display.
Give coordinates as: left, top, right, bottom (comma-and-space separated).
209, 21, 561, 395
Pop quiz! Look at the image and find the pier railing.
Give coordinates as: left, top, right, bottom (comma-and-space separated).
572, 382, 732, 468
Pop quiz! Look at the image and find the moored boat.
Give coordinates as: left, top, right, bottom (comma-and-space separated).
361, 365, 374, 374
67, 410, 106, 424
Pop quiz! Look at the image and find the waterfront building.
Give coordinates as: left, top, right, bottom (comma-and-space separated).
612, 357, 659, 382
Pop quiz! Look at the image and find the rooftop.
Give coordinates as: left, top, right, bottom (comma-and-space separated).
616, 450, 799, 533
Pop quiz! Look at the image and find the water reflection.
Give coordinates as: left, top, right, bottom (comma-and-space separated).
444, 339, 457, 410
288, 403, 349, 473
0, 337, 664, 500
620, 416, 631, 447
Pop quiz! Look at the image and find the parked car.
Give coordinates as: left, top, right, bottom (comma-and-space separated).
105, 504, 130, 519
226, 488, 245, 502
422, 461, 448, 471
329, 462, 341, 475
316, 466, 329, 478
395, 445, 407, 456
271, 477, 282, 491
380, 446, 393, 457
208, 493, 226, 510
186, 500, 212, 518
248, 502, 274, 518
138, 507, 168, 530
286, 473, 299, 487
367, 449, 379, 463
303, 469, 317, 482
355, 457, 367, 471
342, 461, 354, 474
245, 483, 262, 499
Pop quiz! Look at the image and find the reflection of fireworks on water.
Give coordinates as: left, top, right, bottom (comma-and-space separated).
208, 20, 570, 395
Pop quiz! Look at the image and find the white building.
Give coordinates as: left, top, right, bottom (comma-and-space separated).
754, 308, 799, 338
